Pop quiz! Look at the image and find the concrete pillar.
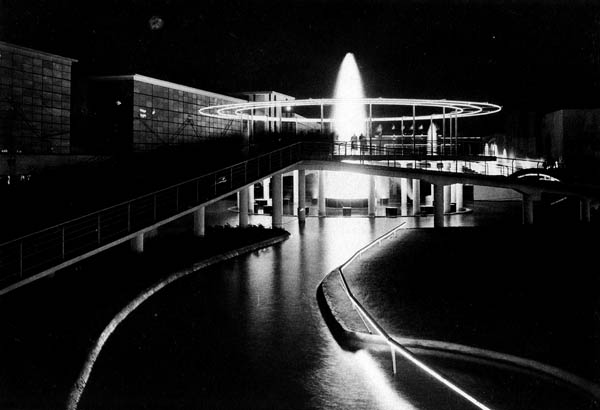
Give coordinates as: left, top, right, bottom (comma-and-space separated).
272, 173, 283, 228
131, 233, 144, 253
400, 178, 408, 216
248, 183, 255, 212
434, 184, 444, 228
193, 206, 205, 237
412, 179, 421, 215
263, 178, 270, 200
239, 188, 249, 227
318, 170, 326, 217
522, 193, 534, 225
293, 170, 299, 216
368, 175, 376, 217
444, 185, 452, 213
298, 169, 306, 222
451, 184, 456, 203
580, 198, 591, 222
428, 184, 435, 205
456, 183, 464, 211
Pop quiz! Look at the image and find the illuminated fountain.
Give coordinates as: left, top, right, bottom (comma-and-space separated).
332, 53, 366, 141
427, 122, 438, 154
328, 53, 370, 201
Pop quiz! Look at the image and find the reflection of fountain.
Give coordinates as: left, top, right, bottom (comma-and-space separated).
332, 53, 366, 141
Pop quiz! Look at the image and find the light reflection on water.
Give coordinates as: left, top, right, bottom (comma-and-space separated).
78, 200, 547, 409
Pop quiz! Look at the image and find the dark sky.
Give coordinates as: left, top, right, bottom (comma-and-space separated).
1, 0, 600, 111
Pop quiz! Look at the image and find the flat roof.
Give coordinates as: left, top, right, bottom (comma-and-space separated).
0, 41, 77, 63
236, 91, 296, 100
91, 74, 245, 103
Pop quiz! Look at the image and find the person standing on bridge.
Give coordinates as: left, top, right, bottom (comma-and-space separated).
359, 133, 365, 154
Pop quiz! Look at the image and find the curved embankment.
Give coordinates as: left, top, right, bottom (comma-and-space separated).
66, 232, 289, 410
316, 231, 600, 405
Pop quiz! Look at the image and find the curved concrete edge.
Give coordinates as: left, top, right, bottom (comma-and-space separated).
66, 231, 290, 410
317, 268, 600, 404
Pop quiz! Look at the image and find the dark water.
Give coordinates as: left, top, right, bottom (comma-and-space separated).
1, 199, 596, 409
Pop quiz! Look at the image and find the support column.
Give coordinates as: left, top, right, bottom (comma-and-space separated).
263, 178, 270, 200
412, 179, 420, 215
272, 173, 283, 228
400, 178, 408, 216
130, 233, 144, 253
429, 183, 435, 205
368, 175, 376, 217
522, 193, 534, 225
318, 170, 326, 217
456, 183, 464, 211
451, 184, 456, 204
444, 185, 451, 213
434, 184, 444, 228
193, 206, 205, 237
293, 170, 299, 216
239, 188, 249, 227
580, 198, 591, 222
298, 169, 306, 222
248, 183, 255, 213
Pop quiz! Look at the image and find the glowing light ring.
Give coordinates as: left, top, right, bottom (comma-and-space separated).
198, 98, 501, 123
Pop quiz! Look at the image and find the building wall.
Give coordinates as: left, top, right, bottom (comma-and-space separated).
89, 75, 245, 153
0, 41, 76, 154
541, 110, 564, 161
131, 76, 244, 151
542, 108, 600, 166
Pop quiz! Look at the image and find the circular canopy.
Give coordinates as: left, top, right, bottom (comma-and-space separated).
198, 98, 501, 123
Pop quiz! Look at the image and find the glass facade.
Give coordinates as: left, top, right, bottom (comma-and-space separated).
90, 75, 245, 153
0, 41, 75, 154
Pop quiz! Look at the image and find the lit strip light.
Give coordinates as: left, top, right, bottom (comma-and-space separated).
338, 272, 493, 410
335, 223, 494, 410
198, 98, 501, 123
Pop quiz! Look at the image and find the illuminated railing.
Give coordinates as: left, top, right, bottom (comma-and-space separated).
0, 143, 303, 290
333, 224, 493, 410
0, 140, 545, 292
324, 141, 544, 177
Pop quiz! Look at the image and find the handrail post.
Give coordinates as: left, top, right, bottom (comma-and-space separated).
153, 195, 157, 221
97, 214, 101, 245
127, 203, 131, 233
175, 186, 179, 211
19, 241, 23, 277
61, 227, 65, 259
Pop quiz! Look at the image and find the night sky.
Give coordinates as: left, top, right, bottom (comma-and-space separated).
1, 0, 600, 111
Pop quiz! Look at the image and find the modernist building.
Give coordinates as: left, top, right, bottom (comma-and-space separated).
87, 75, 247, 153
542, 108, 600, 169
0, 41, 76, 154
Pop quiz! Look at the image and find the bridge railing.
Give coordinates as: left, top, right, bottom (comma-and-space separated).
0, 140, 545, 290
323, 141, 544, 177
333, 223, 493, 410
0, 143, 303, 288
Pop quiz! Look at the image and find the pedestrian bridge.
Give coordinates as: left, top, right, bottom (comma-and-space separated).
0, 141, 597, 295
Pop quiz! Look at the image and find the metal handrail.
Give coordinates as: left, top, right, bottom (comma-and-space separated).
334, 223, 493, 410
0, 143, 303, 285
0, 139, 557, 289
0, 143, 302, 247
